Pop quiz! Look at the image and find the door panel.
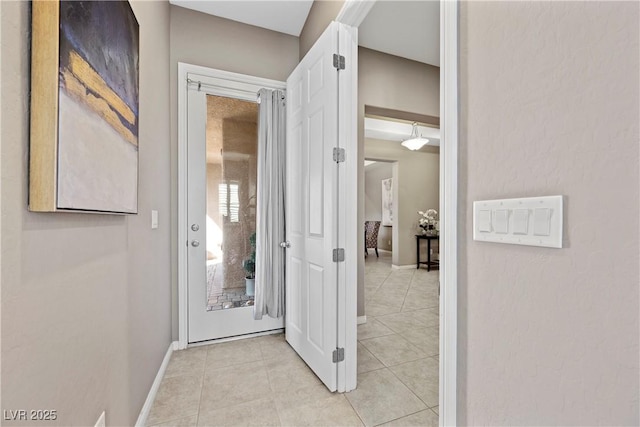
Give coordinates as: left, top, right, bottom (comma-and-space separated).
285, 22, 339, 392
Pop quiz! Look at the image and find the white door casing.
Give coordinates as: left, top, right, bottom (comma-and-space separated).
335, 0, 459, 417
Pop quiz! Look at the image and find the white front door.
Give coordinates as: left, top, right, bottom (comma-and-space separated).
285, 21, 357, 392
184, 69, 285, 343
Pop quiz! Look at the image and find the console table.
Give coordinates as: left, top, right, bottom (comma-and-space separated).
415, 234, 439, 271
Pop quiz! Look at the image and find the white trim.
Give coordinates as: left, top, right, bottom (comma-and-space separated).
336, 0, 376, 27
177, 63, 286, 348
392, 264, 416, 270
336, 22, 359, 394
186, 329, 284, 348
440, 1, 459, 426
376, 248, 392, 254
357, 315, 367, 325
135, 341, 177, 427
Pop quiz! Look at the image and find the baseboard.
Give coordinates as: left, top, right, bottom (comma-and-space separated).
135, 341, 176, 427
377, 249, 392, 254
357, 315, 367, 325
392, 264, 416, 270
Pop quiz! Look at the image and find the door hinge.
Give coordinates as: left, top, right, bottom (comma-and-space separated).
332, 248, 345, 262
333, 147, 345, 163
332, 347, 345, 363
333, 54, 345, 70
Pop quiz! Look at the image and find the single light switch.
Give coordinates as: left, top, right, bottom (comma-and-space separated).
494, 209, 509, 234
513, 209, 529, 235
533, 208, 551, 236
477, 209, 492, 232
151, 210, 159, 229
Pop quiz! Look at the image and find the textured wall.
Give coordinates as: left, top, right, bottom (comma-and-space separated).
1, 1, 172, 425
169, 5, 300, 338
299, 0, 344, 60
358, 47, 439, 316
458, 1, 639, 425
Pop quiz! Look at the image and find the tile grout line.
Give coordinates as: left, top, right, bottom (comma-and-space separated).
194, 346, 210, 426
386, 355, 439, 410
356, 338, 386, 374
398, 273, 414, 312
372, 406, 435, 427
260, 336, 288, 427
343, 388, 368, 427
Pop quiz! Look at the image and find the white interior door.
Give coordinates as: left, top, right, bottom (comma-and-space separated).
185, 69, 285, 344
285, 21, 345, 392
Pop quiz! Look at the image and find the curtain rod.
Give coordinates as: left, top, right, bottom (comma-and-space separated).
186, 78, 285, 102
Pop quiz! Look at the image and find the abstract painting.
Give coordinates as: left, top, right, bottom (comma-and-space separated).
29, 1, 139, 214
381, 178, 393, 226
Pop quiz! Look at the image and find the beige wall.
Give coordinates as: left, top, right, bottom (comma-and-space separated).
299, 0, 344, 60
358, 47, 439, 316
364, 162, 394, 252
169, 5, 299, 338
1, 1, 172, 425
459, 1, 639, 425
365, 140, 439, 265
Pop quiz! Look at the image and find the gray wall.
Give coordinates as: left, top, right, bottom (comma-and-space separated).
364, 162, 394, 252
169, 5, 300, 338
299, 0, 344, 60
365, 140, 439, 266
1, 1, 172, 425
358, 47, 439, 316
458, 1, 639, 425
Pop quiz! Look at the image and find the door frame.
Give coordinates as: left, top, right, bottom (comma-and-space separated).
336, 22, 359, 393
439, 2, 459, 425
177, 62, 286, 349
337, 0, 459, 424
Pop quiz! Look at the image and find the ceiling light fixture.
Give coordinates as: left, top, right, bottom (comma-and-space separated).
401, 122, 429, 150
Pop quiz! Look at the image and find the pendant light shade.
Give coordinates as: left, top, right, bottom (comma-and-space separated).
401, 122, 429, 150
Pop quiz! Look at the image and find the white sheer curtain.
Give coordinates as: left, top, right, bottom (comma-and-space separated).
254, 88, 286, 319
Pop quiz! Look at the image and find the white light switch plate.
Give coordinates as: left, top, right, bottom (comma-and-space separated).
151, 210, 159, 229
473, 196, 563, 248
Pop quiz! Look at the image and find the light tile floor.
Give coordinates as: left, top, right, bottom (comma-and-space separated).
148, 251, 439, 427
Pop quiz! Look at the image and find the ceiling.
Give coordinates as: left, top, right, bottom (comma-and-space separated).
365, 117, 440, 147
170, 1, 439, 66
169, 0, 314, 36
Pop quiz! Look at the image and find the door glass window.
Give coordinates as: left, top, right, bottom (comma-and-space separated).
205, 95, 258, 311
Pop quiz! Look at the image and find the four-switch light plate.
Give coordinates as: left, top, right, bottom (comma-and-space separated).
473, 195, 563, 248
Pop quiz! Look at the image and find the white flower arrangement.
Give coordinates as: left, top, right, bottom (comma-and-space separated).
418, 209, 439, 233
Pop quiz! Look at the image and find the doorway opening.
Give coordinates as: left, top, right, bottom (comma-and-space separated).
178, 64, 285, 345
356, 112, 441, 422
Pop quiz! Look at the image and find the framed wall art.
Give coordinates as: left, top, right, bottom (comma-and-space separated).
29, 0, 139, 214
381, 178, 393, 226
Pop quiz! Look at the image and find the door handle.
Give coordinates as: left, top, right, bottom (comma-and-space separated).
280, 241, 291, 248
191, 240, 200, 247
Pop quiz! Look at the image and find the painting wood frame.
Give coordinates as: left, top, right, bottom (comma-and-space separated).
29, 0, 139, 214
